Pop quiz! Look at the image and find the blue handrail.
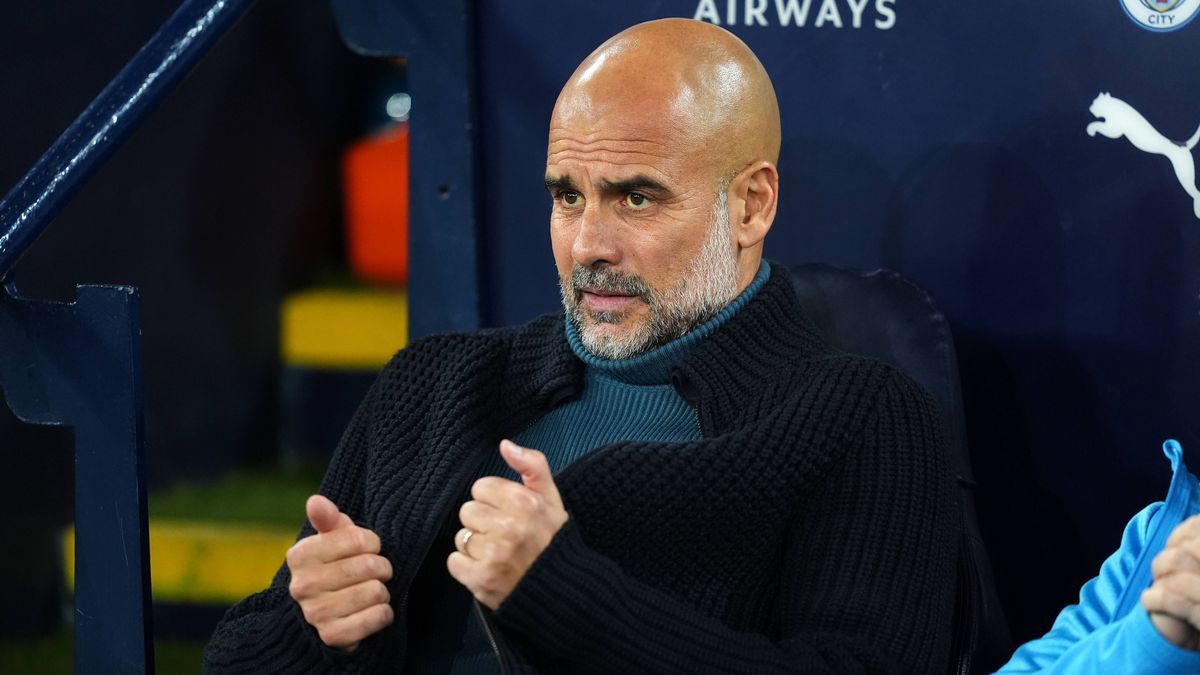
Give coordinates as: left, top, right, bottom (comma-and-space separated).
0, 0, 257, 672
0, 0, 256, 279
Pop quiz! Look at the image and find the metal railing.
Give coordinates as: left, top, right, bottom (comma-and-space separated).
0, 1, 481, 670
0, 0, 256, 278
0, 1, 256, 672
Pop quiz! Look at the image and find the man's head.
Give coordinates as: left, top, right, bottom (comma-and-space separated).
547, 18, 781, 359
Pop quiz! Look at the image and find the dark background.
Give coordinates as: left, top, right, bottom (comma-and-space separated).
3, 0, 1199, 650
0, 0, 384, 635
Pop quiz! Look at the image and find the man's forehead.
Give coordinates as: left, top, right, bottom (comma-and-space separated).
548, 103, 683, 150
546, 109, 694, 168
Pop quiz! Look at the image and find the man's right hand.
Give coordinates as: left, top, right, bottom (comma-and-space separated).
287, 495, 394, 651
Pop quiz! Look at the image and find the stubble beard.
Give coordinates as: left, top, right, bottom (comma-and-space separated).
560, 187, 741, 360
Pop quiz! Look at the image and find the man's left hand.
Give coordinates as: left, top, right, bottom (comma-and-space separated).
448, 440, 569, 609
1142, 514, 1200, 651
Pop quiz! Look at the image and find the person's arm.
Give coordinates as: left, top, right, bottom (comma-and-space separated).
998, 504, 1200, 674
489, 370, 957, 673
203, 361, 400, 674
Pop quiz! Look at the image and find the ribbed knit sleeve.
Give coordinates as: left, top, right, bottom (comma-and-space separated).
491, 368, 956, 674
203, 355, 400, 674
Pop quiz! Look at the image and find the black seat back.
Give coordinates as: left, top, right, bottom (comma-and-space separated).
789, 263, 1011, 674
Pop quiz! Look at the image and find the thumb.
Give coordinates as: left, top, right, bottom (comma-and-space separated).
306, 494, 352, 534
500, 440, 562, 507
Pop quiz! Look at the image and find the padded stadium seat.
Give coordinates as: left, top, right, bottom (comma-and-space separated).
789, 264, 1011, 675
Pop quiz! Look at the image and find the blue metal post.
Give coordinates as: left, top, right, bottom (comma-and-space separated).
0, 282, 149, 673
331, 0, 481, 337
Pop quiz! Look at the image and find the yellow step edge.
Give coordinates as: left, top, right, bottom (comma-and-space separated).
63, 520, 296, 604
282, 288, 408, 370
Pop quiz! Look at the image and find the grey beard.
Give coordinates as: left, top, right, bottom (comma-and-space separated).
560, 187, 740, 360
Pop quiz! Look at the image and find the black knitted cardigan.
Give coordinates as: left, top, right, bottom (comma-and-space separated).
204, 263, 959, 674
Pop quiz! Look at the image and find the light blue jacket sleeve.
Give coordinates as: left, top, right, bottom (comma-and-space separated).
998, 502, 1200, 674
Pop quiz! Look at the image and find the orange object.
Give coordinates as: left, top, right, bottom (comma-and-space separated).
342, 123, 409, 285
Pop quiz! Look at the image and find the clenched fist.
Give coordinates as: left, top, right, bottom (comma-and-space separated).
448, 440, 569, 609
287, 495, 394, 651
1142, 514, 1200, 651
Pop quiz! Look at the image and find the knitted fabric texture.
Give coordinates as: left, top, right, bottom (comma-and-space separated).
501, 259, 773, 474
407, 263, 773, 673
203, 262, 959, 674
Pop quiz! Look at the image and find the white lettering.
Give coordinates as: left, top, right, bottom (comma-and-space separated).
875, 0, 896, 29
815, 0, 842, 27
774, 0, 812, 27
846, 0, 870, 28
745, 0, 769, 26
700, 0, 898, 29
694, 0, 722, 24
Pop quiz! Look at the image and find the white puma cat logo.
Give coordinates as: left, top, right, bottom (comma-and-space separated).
1087, 92, 1200, 219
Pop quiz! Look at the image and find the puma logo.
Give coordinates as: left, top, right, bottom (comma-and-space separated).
1087, 92, 1200, 219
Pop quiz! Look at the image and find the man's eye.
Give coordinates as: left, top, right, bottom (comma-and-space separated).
559, 192, 583, 208
625, 193, 652, 210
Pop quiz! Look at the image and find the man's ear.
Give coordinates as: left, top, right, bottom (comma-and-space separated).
730, 162, 778, 249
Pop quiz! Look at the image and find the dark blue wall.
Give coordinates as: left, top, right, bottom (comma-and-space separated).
471, 1, 1200, 641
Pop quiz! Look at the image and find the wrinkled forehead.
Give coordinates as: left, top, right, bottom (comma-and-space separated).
547, 84, 707, 171
545, 117, 697, 193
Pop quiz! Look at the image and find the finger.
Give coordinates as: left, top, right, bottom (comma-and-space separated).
294, 553, 393, 596
288, 526, 382, 567
470, 475, 526, 508
459, 500, 500, 534
500, 440, 562, 508
1153, 546, 1200, 581
1143, 586, 1200, 630
307, 495, 352, 534
447, 550, 481, 592
301, 578, 391, 626
1152, 573, 1200, 615
314, 603, 395, 650
1144, 586, 1190, 619
447, 550, 502, 607
455, 527, 477, 558
1143, 589, 1199, 648
1167, 514, 1200, 548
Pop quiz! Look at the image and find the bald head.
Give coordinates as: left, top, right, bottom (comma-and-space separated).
546, 20, 782, 359
552, 18, 781, 177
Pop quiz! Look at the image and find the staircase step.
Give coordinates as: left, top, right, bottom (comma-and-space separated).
282, 288, 407, 370
63, 520, 295, 604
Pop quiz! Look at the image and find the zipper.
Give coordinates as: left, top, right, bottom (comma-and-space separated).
474, 599, 508, 675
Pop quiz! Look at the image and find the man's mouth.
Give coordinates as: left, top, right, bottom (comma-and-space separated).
580, 287, 640, 313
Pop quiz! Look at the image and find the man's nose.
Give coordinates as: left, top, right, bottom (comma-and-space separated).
572, 203, 621, 268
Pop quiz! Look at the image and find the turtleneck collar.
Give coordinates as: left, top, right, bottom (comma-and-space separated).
563, 260, 771, 386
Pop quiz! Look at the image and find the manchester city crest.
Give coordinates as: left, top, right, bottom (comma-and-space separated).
1123, 0, 1200, 31
1140, 0, 1185, 12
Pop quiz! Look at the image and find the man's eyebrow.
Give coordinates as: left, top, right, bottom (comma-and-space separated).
543, 174, 670, 196
599, 175, 669, 195
544, 175, 577, 192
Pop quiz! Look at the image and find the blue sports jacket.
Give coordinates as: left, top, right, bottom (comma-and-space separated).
998, 440, 1200, 673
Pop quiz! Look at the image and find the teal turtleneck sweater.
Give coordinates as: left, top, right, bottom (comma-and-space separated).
406, 261, 771, 675
492, 259, 771, 477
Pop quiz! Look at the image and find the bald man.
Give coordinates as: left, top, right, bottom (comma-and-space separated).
205, 19, 957, 674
